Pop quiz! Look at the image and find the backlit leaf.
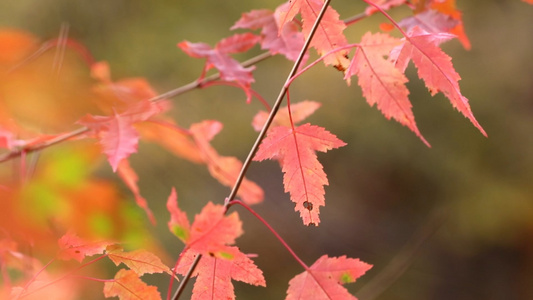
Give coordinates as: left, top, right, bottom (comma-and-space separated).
389, 27, 486, 136
345, 32, 429, 146
254, 124, 346, 225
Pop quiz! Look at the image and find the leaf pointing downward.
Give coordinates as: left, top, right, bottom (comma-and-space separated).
345, 32, 429, 146
254, 124, 346, 226
390, 26, 486, 136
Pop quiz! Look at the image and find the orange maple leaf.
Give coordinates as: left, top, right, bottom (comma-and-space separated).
103, 269, 161, 300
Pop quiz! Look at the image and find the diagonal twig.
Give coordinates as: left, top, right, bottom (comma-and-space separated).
170, 0, 334, 298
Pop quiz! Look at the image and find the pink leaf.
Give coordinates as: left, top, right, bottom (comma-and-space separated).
187, 202, 243, 253
277, 0, 349, 69
78, 100, 167, 172
216, 32, 261, 54
345, 32, 429, 146
390, 27, 486, 136
178, 33, 261, 102
254, 124, 346, 226
232, 7, 306, 62
398, 10, 459, 34
172, 201, 265, 299
100, 112, 139, 171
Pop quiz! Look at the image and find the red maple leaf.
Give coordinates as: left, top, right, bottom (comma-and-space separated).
344, 32, 429, 146
103, 269, 161, 300
167, 194, 265, 299
190, 120, 264, 205
167, 190, 243, 252
186, 202, 243, 253
231, 6, 306, 62
178, 33, 260, 102
276, 0, 349, 69
286, 255, 372, 300
389, 26, 486, 136
167, 192, 242, 254
253, 124, 346, 226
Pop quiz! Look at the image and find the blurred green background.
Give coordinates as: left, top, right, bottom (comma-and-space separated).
2, 0, 533, 299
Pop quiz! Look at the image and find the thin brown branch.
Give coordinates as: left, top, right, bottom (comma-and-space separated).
170, 0, 334, 297
149, 51, 272, 103
223, 0, 334, 207
0, 127, 89, 163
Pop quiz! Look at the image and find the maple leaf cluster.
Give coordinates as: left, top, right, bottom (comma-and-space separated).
167, 189, 266, 299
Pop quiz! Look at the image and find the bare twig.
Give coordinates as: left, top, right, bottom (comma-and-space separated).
223, 0, 333, 207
